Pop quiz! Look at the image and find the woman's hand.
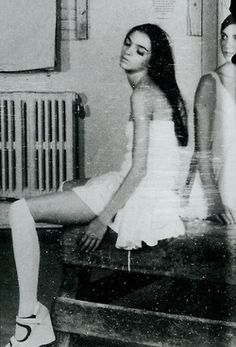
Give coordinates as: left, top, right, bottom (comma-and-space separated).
206, 203, 236, 225
78, 218, 108, 252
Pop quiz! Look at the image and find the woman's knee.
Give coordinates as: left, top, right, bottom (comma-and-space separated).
9, 198, 35, 229
9, 199, 24, 221
59, 178, 90, 192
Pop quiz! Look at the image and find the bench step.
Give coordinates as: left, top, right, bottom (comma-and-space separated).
62, 222, 236, 285
52, 296, 236, 347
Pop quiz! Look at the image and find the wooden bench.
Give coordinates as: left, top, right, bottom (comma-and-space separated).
51, 221, 236, 346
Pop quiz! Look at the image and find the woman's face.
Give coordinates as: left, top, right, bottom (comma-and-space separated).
120, 31, 151, 73
220, 24, 236, 63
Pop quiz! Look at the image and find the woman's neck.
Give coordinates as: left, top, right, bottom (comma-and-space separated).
126, 70, 148, 89
219, 62, 236, 77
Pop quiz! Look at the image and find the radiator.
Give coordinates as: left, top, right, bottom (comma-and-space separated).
0, 91, 80, 198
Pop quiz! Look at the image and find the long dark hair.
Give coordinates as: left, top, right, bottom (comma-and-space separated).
221, 14, 236, 32
126, 24, 188, 146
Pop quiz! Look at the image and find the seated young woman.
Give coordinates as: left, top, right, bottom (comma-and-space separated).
5, 23, 188, 347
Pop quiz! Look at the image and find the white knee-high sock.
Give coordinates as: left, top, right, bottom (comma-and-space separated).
9, 198, 39, 318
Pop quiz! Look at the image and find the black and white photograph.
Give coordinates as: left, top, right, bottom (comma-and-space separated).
1, 0, 236, 346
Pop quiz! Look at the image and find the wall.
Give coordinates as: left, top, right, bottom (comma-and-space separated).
0, 0, 217, 178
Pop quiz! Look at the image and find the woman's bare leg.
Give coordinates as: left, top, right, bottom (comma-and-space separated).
9, 190, 95, 340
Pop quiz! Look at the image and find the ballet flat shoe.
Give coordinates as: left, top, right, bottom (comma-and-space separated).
5, 302, 55, 347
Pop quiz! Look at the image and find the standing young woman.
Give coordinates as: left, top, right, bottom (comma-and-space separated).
6, 23, 188, 347
193, 15, 236, 224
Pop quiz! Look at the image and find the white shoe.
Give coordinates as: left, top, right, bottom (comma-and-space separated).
5, 302, 55, 347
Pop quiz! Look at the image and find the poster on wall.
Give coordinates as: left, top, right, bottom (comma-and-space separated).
152, 0, 177, 20
0, 0, 56, 71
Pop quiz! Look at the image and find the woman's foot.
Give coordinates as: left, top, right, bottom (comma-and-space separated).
6, 302, 55, 347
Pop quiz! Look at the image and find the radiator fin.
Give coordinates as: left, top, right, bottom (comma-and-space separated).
0, 92, 79, 198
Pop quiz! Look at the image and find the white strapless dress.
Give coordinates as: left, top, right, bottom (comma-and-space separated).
73, 120, 185, 249
183, 71, 236, 219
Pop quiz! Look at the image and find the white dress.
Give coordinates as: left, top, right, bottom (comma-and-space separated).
73, 119, 185, 250
183, 71, 236, 219
211, 72, 236, 213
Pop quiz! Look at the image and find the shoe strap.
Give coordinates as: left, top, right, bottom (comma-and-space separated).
8, 304, 42, 346
16, 316, 41, 325
32, 301, 40, 315
13, 317, 40, 344
16, 302, 41, 325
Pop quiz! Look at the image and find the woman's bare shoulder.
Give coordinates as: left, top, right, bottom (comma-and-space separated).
199, 72, 215, 86
134, 79, 165, 102
195, 72, 217, 111
130, 81, 155, 118
196, 72, 216, 95
131, 80, 154, 106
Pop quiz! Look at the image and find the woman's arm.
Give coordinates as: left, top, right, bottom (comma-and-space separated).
79, 89, 150, 251
194, 74, 234, 224
99, 89, 150, 225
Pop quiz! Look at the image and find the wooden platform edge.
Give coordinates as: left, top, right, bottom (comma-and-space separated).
52, 296, 236, 347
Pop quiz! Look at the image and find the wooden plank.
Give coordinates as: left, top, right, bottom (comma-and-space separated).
61, 29, 76, 41
61, 0, 75, 10
202, 0, 218, 73
52, 297, 236, 346
61, 19, 76, 31
76, 0, 89, 40
62, 222, 236, 285
61, 8, 76, 21
52, 265, 86, 347
187, 0, 202, 36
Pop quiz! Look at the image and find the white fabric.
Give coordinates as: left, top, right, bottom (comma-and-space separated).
183, 71, 236, 219
73, 120, 185, 250
211, 72, 236, 213
0, 0, 56, 71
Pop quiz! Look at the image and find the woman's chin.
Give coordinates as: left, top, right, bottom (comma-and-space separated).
120, 61, 129, 70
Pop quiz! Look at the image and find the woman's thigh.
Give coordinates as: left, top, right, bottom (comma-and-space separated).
26, 190, 96, 225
